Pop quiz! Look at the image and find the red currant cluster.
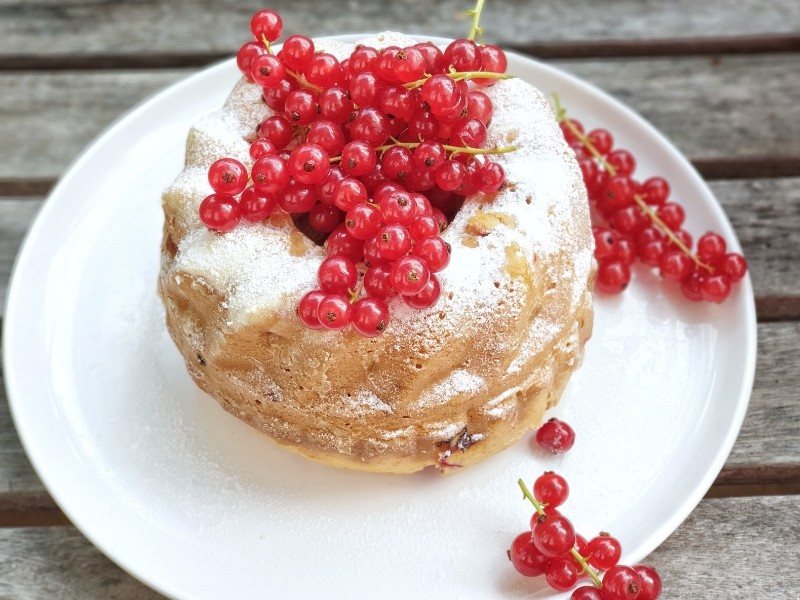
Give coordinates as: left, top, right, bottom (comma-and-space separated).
511, 475, 662, 599
198, 7, 516, 336
555, 100, 748, 303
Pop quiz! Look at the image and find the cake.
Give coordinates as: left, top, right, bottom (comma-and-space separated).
158, 32, 594, 473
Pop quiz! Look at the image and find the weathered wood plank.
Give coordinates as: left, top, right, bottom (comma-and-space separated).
0, 0, 798, 60
1, 317, 798, 496
0, 55, 798, 183
0, 495, 797, 599
0, 527, 164, 599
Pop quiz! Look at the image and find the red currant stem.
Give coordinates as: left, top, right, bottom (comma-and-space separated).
569, 548, 604, 589
466, 0, 486, 42
347, 279, 364, 304
553, 92, 716, 274
329, 156, 342, 163
403, 70, 512, 90
632, 194, 715, 272
517, 479, 604, 589
260, 34, 324, 94
372, 140, 516, 156
517, 478, 546, 517
260, 34, 275, 55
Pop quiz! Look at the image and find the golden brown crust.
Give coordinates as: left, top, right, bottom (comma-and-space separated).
158, 33, 595, 474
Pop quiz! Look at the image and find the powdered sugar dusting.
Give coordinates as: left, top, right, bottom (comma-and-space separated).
163, 32, 592, 424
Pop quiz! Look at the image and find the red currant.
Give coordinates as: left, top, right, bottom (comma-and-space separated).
533, 472, 569, 509
308, 203, 343, 233
375, 224, 412, 260
297, 290, 326, 330
509, 532, 551, 577
532, 513, 576, 558
239, 186, 276, 222
289, 143, 330, 186
632, 565, 662, 600
351, 297, 390, 337
535, 418, 576, 454
586, 534, 622, 571
403, 273, 441, 309
701, 272, 732, 303
571, 586, 604, 600
208, 158, 248, 196
316, 294, 352, 331
326, 226, 364, 262
715, 252, 747, 282
199, 193, 241, 232
279, 35, 314, 71
596, 259, 631, 294
345, 203, 383, 240
545, 557, 580, 592
391, 256, 430, 296
250, 9, 282, 42
412, 236, 451, 272
317, 256, 358, 295
600, 565, 641, 600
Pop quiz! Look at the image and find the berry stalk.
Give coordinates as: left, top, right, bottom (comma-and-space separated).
553, 94, 714, 273
466, 0, 486, 42
518, 479, 603, 588
403, 70, 511, 89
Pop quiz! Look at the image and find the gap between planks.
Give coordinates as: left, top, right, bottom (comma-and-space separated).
0, 34, 798, 71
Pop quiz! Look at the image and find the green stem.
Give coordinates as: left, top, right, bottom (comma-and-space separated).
404, 70, 511, 90
517, 478, 546, 517
554, 94, 714, 273
518, 478, 603, 589
467, 0, 486, 42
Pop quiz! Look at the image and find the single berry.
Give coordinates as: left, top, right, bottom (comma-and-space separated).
326, 226, 364, 263
309, 203, 343, 233
641, 176, 670, 205
319, 86, 355, 124
509, 532, 551, 577
250, 54, 286, 88
305, 53, 344, 88
715, 252, 748, 282
632, 565, 662, 600
298, 290, 326, 329
341, 140, 377, 177
208, 158, 248, 196
659, 250, 693, 281
239, 186, 276, 222
317, 256, 358, 295
596, 260, 631, 294
250, 9, 282, 42
545, 557, 580, 592
277, 180, 316, 214
380, 189, 418, 226
391, 256, 431, 296
289, 143, 330, 185
375, 224, 412, 260
351, 297, 390, 337
363, 264, 396, 300
199, 193, 241, 232
587, 128, 614, 155
531, 513, 576, 558
533, 472, 570, 509
403, 274, 441, 309
279, 35, 314, 71
252, 154, 290, 196
284, 89, 319, 125
696, 232, 727, 264
701, 272, 732, 303
412, 236, 451, 272
571, 586, 604, 600
600, 565, 641, 600
586, 534, 622, 571
306, 120, 346, 157
345, 203, 384, 240
316, 294, 353, 331
258, 115, 294, 150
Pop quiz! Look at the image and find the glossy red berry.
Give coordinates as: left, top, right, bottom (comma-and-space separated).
571, 586, 604, 600
316, 294, 352, 331
208, 158, 248, 196
252, 154, 290, 195
277, 180, 316, 214
412, 236, 451, 272
641, 176, 670, 205
532, 513, 576, 558
279, 35, 315, 71
351, 297, 390, 337
305, 53, 344, 88
345, 203, 383, 240
341, 140, 377, 177
326, 227, 364, 262
701, 272, 732, 303
297, 290, 326, 330
715, 252, 748, 282
586, 534, 622, 571
308, 203, 343, 233
289, 143, 330, 185
600, 565, 641, 600
363, 264, 395, 300
596, 259, 631, 294
632, 565, 662, 600
509, 532, 551, 577
250, 54, 286, 88
239, 186, 276, 222
199, 193, 241, 232
403, 274, 441, 309
535, 418, 576, 453
250, 9, 282, 42
375, 224, 412, 261
258, 115, 294, 150
545, 557, 580, 592
696, 232, 727, 263
236, 41, 266, 77
659, 250, 693, 281
533, 472, 570, 509
317, 256, 358, 295
391, 256, 430, 296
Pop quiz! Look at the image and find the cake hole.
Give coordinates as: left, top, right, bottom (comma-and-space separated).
525, 196, 532, 205
298, 385, 305, 391
196, 353, 206, 366
415, 363, 422, 369
438, 311, 446, 319
493, 281, 500, 288
447, 292, 454, 300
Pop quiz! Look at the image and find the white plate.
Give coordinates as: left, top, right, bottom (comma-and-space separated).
5, 37, 756, 599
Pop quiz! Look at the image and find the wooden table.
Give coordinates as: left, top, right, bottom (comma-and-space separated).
1, 1, 799, 598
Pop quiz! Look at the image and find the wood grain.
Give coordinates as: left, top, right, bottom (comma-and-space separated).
1, 0, 799, 60
0, 495, 798, 599
0, 55, 799, 184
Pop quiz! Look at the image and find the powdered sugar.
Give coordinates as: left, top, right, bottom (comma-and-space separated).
162, 32, 592, 422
